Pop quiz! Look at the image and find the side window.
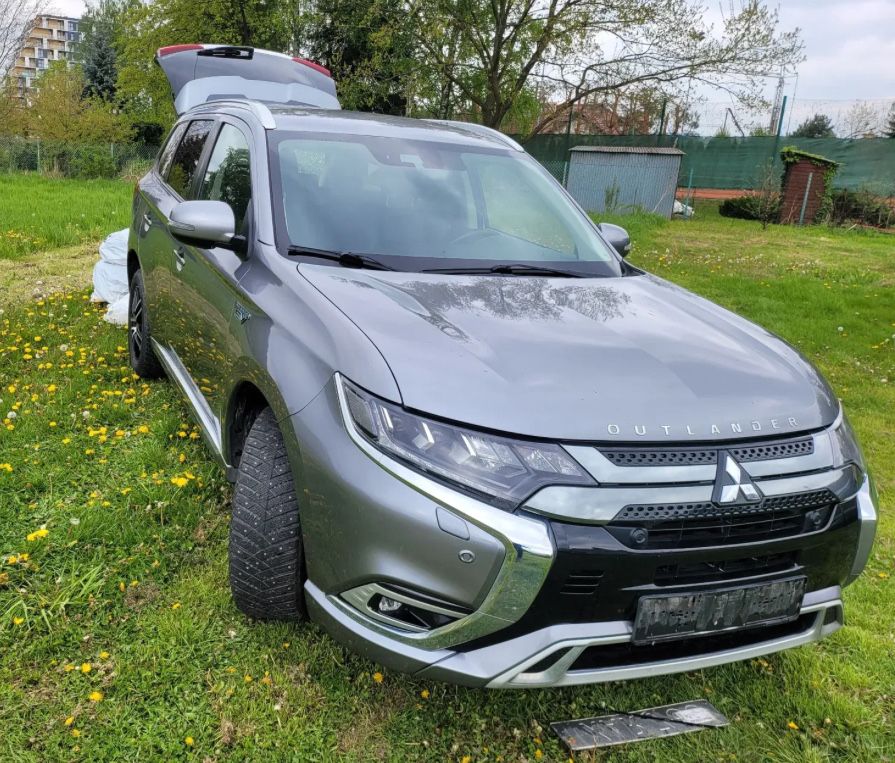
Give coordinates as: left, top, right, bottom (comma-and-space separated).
156, 122, 186, 179
166, 120, 213, 199
198, 124, 252, 232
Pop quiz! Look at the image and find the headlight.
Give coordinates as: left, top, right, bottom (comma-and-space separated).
337, 376, 594, 507
829, 408, 866, 471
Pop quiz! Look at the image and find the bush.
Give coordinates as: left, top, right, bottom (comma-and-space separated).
829, 188, 894, 229
68, 146, 119, 179
719, 192, 781, 223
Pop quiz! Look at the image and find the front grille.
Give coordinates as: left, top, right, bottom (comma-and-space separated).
600, 436, 813, 467
608, 489, 836, 549
654, 552, 798, 586
602, 449, 717, 466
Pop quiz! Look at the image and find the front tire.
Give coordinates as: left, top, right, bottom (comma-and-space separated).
229, 407, 307, 621
128, 269, 165, 379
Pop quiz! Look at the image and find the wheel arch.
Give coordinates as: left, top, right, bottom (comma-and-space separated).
224, 380, 272, 472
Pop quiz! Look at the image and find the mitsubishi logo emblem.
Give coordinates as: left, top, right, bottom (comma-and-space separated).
712, 451, 762, 506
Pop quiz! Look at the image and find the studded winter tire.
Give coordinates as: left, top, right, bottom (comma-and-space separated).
128, 269, 165, 379
229, 407, 307, 621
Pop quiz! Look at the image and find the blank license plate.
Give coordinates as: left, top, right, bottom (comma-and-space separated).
633, 577, 806, 644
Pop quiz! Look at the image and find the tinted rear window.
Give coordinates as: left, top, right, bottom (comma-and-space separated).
166, 120, 213, 198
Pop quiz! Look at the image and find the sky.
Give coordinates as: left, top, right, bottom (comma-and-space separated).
50, 0, 895, 106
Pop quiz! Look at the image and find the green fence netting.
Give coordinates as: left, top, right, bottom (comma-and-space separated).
519, 134, 895, 193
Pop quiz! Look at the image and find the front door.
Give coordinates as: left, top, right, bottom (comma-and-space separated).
170, 120, 254, 420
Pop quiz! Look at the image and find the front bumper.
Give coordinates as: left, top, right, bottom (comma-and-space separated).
293, 379, 878, 688
308, 582, 843, 688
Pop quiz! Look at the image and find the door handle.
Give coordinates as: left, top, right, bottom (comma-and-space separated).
174, 247, 186, 272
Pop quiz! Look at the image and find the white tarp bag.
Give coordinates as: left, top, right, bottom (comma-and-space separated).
91, 229, 130, 326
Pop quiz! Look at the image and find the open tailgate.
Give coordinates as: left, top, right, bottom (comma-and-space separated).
155, 44, 340, 114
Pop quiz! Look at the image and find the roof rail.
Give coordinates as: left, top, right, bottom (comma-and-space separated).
188, 98, 277, 129
424, 120, 524, 152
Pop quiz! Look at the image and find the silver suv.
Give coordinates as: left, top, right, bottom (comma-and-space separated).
127, 45, 877, 688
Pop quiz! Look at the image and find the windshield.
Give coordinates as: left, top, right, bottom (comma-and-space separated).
269, 132, 622, 276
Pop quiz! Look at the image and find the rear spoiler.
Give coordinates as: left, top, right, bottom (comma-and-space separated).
155, 44, 340, 115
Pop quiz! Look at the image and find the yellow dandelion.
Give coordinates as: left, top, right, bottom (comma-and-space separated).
26, 526, 49, 542
787, 721, 799, 730
171, 601, 181, 610
64, 663, 75, 672
13, 616, 24, 625
99, 651, 110, 659
185, 736, 194, 746
244, 674, 253, 683
71, 728, 81, 738
80, 662, 91, 674
372, 671, 384, 684
88, 691, 103, 702
64, 716, 75, 726
170, 476, 188, 488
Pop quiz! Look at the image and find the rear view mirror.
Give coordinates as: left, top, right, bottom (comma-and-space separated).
168, 200, 238, 250
598, 223, 631, 258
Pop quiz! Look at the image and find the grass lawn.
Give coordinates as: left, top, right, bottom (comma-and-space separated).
0, 196, 892, 761
0, 174, 132, 260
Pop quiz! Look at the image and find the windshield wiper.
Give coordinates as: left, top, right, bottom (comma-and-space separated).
288, 245, 396, 271
423, 263, 584, 278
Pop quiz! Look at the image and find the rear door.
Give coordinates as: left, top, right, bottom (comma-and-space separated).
154, 44, 339, 114
150, 118, 215, 347
168, 118, 254, 418
134, 121, 186, 332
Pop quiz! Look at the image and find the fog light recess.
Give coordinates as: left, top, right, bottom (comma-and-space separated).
340, 582, 471, 633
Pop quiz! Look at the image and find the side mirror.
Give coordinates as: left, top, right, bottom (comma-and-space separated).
168, 200, 240, 251
598, 223, 631, 258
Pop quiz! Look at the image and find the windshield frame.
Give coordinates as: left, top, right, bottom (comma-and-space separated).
266, 129, 626, 278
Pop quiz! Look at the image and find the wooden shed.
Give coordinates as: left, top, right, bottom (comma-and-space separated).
779, 148, 839, 225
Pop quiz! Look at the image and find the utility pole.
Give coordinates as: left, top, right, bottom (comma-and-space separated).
768, 73, 785, 133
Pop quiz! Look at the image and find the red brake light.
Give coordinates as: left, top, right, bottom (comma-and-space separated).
157, 44, 204, 57
292, 57, 331, 78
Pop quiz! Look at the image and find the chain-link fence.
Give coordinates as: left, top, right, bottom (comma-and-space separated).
0, 137, 159, 180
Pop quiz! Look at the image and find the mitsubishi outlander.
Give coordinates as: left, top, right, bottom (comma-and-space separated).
126, 44, 878, 687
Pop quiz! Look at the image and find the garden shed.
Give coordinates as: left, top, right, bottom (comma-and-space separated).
565, 145, 684, 218
779, 147, 839, 224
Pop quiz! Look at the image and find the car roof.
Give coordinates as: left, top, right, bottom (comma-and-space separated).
185, 101, 523, 152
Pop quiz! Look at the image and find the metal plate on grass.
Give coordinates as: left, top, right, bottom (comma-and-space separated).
551, 699, 729, 751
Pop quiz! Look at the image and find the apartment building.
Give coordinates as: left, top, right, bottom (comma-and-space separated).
11, 15, 82, 97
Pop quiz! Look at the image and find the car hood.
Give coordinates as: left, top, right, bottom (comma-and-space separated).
299, 266, 839, 442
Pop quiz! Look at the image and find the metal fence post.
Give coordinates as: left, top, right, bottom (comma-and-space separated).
36, 139, 40, 173
798, 172, 814, 225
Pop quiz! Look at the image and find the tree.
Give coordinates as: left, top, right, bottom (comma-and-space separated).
80, 0, 122, 101
843, 101, 881, 139
299, 0, 414, 114
0, 0, 45, 75
115, 0, 292, 132
407, 0, 803, 134
12, 62, 132, 142
884, 103, 895, 139
790, 113, 835, 138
